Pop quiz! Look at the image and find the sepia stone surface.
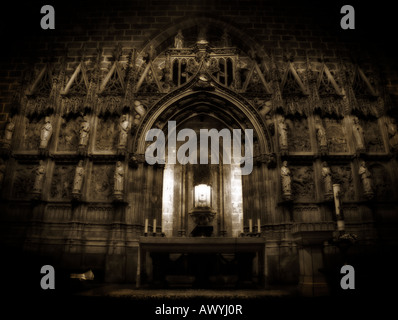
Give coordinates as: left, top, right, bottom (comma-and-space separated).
0, 2, 397, 296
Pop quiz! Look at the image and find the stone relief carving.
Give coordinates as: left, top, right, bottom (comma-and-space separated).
95, 117, 118, 151
286, 117, 311, 152
23, 118, 41, 150
291, 165, 315, 201
321, 162, 333, 200
39, 116, 53, 149
331, 165, 355, 201
51, 164, 74, 200
12, 164, 36, 198
58, 117, 80, 151
358, 161, 374, 199
33, 160, 46, 194
352, 116, 365, 152
361, 119, 384, 153
90, 164, 113, 201
280, 161, 292, 200
324, 118, 347, 153
370, 164, 392, 200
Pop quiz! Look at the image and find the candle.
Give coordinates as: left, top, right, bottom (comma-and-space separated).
257, 218, 261, 233
249, 219, 253, 233
144, 219, 148, 233
153, 219, 157, 234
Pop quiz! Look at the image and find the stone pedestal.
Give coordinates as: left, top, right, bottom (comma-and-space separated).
292, 223, 334, 296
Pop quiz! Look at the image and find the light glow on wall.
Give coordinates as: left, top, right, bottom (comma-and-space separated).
162, 164, 174, 237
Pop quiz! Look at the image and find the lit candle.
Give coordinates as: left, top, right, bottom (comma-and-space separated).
153, 219, 157, 234
144, 219, 148, 234
249, 219, 253, 233
257, 218, 261, 233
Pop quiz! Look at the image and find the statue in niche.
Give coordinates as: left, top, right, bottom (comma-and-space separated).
278, 116, 288, 150
321, 162, 333, 199
39, 116, 53, 149
72, 160, 85, 194
114, 161, 124, 196
118, 114, 129, 148
174, 30, 184, 49
3, 117, 15, 144
386, 118, 398, 151
358, 161, 374, 199
280, 161, 292, 200
33, 160, 45, 193
315, 119, 328, 151
352, 116, 365, 151
79, 116, 90, 147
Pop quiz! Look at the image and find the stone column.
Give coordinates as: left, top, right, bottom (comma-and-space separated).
292, 223, 334, 296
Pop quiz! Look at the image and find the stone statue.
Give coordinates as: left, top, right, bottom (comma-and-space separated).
278, 116, 288, 150
114, 161, 124, 194
386, 118, 398, 150
358, 161, 373, 198
118, 115, 129, 148
321, 162, 333, 198
352, 116, 365, 151
33, 160, 46, 193
79, 116, 90, 147
315, 120, 327, 150
72, 160, 85, 194
281, 161, 292, 200
40, 117, 53, 149
134, 100, 146, 117
174, 30, 184, 49
3, 117, 15, 142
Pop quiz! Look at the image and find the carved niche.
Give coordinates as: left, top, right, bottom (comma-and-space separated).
50, 164, 75, 200
330, 164, 355, 201
58, 116, 82, 151
286, 117, 311, 152
290, 165, 315, 201
95, 116, 118, 151
12, 163, 36, 199
360, 118, 385, 153
323, 118, 348, 153
370, 164, 392, 200
23, 117, 41, 150
89, 164, 114, 201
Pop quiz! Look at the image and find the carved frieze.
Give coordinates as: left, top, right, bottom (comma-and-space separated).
286, 117, 311, 153
360, 118, 385, 153
330, 164, 355, 201
290, 165, 315, 202
89, 164, 114, 201
50, 164, 75, 200
324, 118, 348, 153
370, 164, 392, 200
12, 163, 36, 199
95, 117, 118, 151
58, 116, 81, 151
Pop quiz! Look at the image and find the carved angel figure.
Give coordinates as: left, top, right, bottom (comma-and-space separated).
278, 117, 288, 149
321, 162, 333, 196
33, 160, 46, 193
174, 30, 184, 49
118, 115, 129, 148
352, 117, 365, 150
358, 161, 373, 197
